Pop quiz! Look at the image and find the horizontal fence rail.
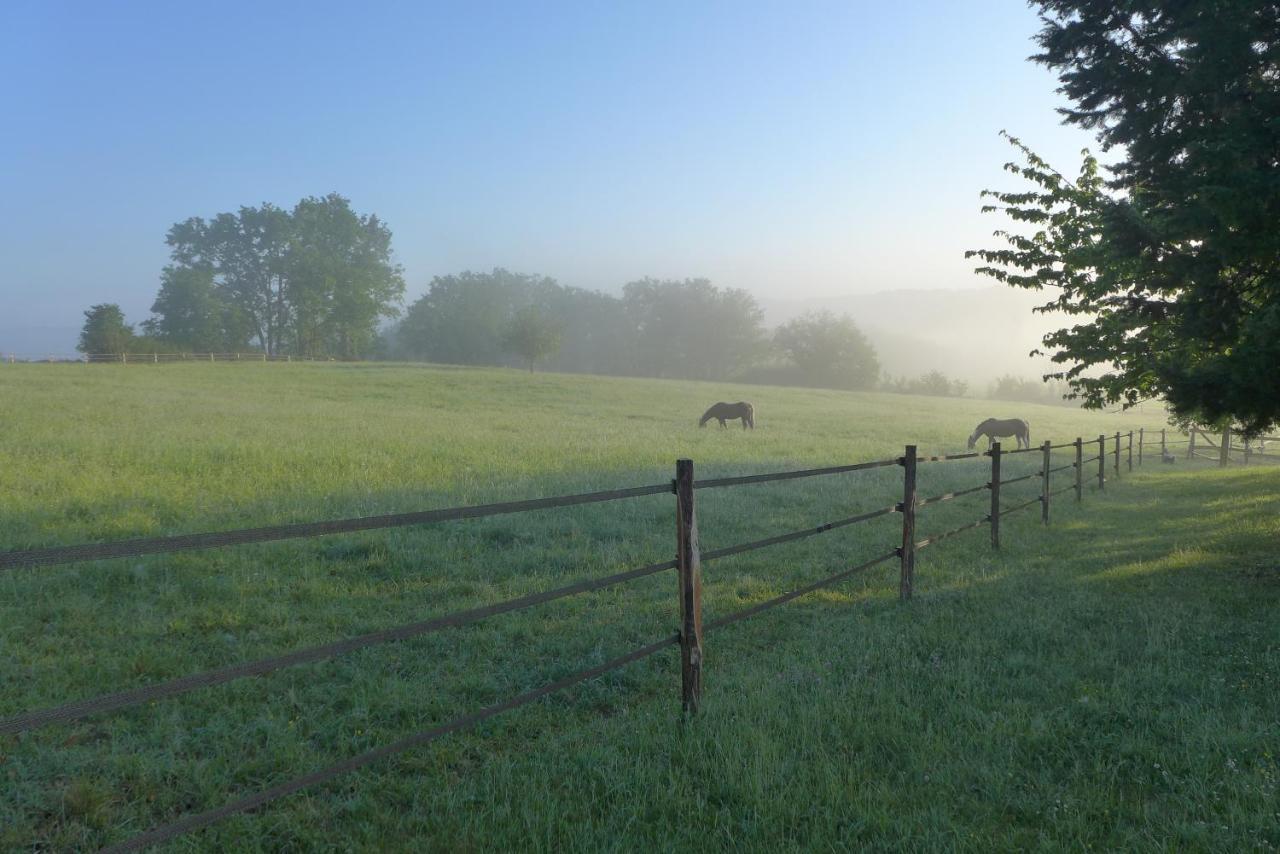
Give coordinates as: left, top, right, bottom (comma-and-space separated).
101, 633, 682, 854
0, 482, 673, 572
5, 425, 1260, 850
694, 458, 899, 489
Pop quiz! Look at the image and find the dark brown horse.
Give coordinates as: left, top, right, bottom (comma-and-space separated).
700, 401, 754, 430
967, 417, 1030, 450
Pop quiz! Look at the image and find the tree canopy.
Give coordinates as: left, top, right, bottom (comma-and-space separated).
160, 194, 403, 358
772, 311, 880, 390
77, 304, 134, 355
968, 2, 1280, 434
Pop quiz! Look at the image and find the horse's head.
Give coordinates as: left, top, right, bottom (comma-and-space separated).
966, 432, 978, 450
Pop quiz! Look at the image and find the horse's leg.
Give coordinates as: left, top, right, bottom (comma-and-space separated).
719, 418, 726, 429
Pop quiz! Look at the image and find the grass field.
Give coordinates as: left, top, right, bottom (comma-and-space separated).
1, 363, 1277, 851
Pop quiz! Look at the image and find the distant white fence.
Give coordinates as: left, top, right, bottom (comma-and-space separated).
85, 352, 325, 364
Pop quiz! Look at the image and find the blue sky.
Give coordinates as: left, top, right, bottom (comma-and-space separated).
0, 1, 1097, 352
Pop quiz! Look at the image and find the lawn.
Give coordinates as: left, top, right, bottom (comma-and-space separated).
0, 363, 1275, 851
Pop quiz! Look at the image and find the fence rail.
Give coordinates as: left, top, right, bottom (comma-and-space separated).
4, 425, 1266, 850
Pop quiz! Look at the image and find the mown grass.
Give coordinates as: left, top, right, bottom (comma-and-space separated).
0, 363, 1275, 851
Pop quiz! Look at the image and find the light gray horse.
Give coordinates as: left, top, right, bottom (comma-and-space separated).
967, 417, 1031, 450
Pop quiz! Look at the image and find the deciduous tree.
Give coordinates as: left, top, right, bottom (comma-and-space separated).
968, 2, 1280, 434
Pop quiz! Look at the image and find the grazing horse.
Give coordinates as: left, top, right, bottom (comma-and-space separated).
967, 417, 1030, 450
699, 401, 754, 430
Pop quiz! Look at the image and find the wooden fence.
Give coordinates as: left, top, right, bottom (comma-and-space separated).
80, 352, 325, 363
0, 428, 1258, 850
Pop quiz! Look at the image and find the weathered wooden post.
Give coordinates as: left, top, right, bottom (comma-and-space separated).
899, 445, 917, 599
1244, 437, 1252, 465
1041, 440, 1051, 525
674, 459, 702, 713
1114, 431, 1122, 477
989, 442, 1001, 550
1074, 437, 1083, 503
1219, 426, 1231, 468
121, 352, 127, 365
1188, 428, 1196, 459
1138, 428, 1144, 466
1128, 430, 1134, 472
1161, 428, 1167, 455
1098, 434, 1106, 490
209, 352, 215, 363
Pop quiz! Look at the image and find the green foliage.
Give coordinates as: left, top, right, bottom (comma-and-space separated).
772, 311, 880, 390
142, 266, 248, 352
162, 195, 403, 358
501, 306, 562, 371
622, 277, 767, 381
968, 3, 1280, 435
883, 369, 967, 398
0, 364, 1271, 850
76, 304, 133, 354
396, 269, 556, 366
393, 271, 766, 382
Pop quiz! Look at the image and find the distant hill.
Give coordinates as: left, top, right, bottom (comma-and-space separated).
762, 286, 1070, 387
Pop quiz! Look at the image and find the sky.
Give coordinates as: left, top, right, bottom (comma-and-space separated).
0, 1, 1099, 355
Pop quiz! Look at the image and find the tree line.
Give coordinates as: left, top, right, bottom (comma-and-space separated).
382, 268, 887, 389
78, 194, 404, 359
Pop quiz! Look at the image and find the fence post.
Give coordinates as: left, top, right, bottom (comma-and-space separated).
1244, 437, 1252, 465
1041, 440, 1051, 525
674, 459, 702, 714
1114, 431, 1121, 478
989, 442, 1001, 550
121, 352, 127, 365
1074, 437, 1083, 503
1161, 428, 1167, 455
988, 445, 998, 550
1098, 434, 1106, 490
899, 445, 917, 599
1188, 428, 1196, 459
1220, 426, 1231, 468
1138, 428, 1144, 467
1127, 430, 1134, 472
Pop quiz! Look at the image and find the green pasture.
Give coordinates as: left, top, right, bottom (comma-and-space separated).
0, 363, 1275, 850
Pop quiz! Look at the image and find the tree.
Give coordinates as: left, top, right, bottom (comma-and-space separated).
287, 194, 404, 359
161, 195, 403, 358
968, 3, 1280, 435
623, 278, 766, 380
773, 311, 880, 390
167, 203, 291, 355
77, 304, 134, 355
144, 266, 249, 352
398, 269, 553, 365
502, 307, 562, 372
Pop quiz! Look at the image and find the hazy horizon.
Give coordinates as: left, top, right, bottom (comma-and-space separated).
1, 2, 1099, 358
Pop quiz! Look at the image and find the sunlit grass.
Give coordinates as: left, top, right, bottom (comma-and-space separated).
1, 363, 1276, 850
